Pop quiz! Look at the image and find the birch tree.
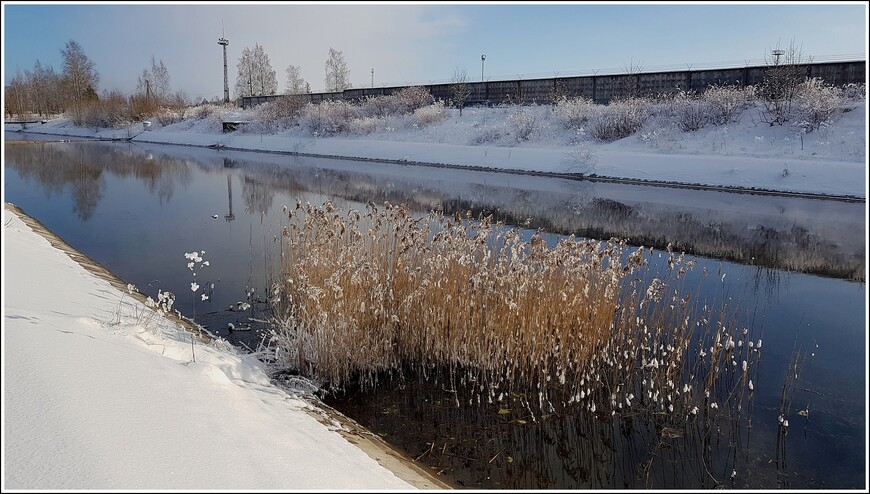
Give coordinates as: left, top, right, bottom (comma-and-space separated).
235, 43, 278, 97
284, 64, 307, 94
137, 56, 171, 106
60, 39, 99, 119
324, 47, 351, 92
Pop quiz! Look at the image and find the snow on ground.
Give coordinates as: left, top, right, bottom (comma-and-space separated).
1, 207, 414, 490
6, 99, 867, 198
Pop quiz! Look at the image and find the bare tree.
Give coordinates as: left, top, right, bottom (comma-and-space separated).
4, 71, 30, 119
60, 39, 99, 120
26, 60, 63, 116
616, 58, 644, 99
135, 56, 172, 116
150, 56, 171, 103
450, 68, 471, 116
284, 64, 307, 95
549, 79, 569, 110
324, 47, 351, 92
235, 43, 278, 97
758, 41, 810, 126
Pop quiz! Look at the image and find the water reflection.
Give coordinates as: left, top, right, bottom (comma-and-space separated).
5, 140, 864, 280
5, 141, 191, 216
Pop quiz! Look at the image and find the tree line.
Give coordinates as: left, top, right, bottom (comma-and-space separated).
5, 39, 354, 120
235, 44, 350, 96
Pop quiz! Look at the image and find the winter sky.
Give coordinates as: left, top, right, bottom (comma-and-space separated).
2, 2, 867, 101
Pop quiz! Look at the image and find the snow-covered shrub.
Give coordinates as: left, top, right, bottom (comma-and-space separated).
414, 101, 446, 127
360, 94, 394, 118
794, 78, 842, 131
154, 108, 183, 126
507, 107, 538, 141
672, 90, 710, 132
588, 97, 650, 142
757, 62, 804, 126
188, 103, 235, 131
361, 86, 435, 118
255, 95, 306, 131
299, 100, 356, 136
554, 96, 596, 130
703, 84, 751, 125
192, 104, 217, 120
471, 126, 503, 145
347, 116, 381, 135
80, 91, 130, 129
391, 86, 435, 114
841, 83, 866, 102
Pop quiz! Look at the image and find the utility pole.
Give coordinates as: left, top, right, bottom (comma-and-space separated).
371, 68, 374, 87
218, 36, 230, 103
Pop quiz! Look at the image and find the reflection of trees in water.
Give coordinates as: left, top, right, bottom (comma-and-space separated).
243, 176, 275, 218
13, 141, 858, 280
227, 159, 862, 280
5, 142, 192, 219
70, 162, 104, 220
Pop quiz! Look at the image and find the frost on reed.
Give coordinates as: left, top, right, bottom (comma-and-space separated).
269, 201, 759, 420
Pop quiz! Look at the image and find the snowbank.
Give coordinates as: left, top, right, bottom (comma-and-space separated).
5, 99, 867, 199
2, 205, 417, 490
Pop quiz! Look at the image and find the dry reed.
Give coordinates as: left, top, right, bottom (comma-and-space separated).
268, 200, 759, 420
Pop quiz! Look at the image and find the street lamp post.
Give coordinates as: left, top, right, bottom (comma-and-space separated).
772, 49, 785, 65
481, 54, 486, 82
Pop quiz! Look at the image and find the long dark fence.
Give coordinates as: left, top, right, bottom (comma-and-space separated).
241, 60, 865, 109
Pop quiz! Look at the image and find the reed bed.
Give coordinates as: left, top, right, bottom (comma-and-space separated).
269, 200, 759, 421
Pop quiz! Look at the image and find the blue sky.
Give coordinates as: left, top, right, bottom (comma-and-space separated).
2, 2, 867, 100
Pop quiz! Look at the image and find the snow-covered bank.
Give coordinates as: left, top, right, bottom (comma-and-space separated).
5, 98, 867, 199
2, 205, 423, 490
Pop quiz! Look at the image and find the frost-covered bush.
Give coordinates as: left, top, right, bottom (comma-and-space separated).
188, 103, 236, 131
414, 101, 446, 127
360, 86, 435, 117
793, 78, 843, 131
299, 100, 356, 136
507, 107, 538, 141
471, 126, 503, 145
347, 116, 381, 135
841, 83, 866, 102
190, 104, 231, 132
588, 97, 650, 142
154, 108, 184, 126
672, 91, 710, 132
255, 96, 306, 131
703, 84, 752, 125
192, 104, 217, 120
392, 86, 435, 114
554, 96, 596, 130
360, 95, 394, 118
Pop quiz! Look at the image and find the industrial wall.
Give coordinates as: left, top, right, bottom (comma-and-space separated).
241, 60, 865, 109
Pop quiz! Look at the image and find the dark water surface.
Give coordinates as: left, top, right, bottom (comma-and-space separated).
4, 135, 866, 488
